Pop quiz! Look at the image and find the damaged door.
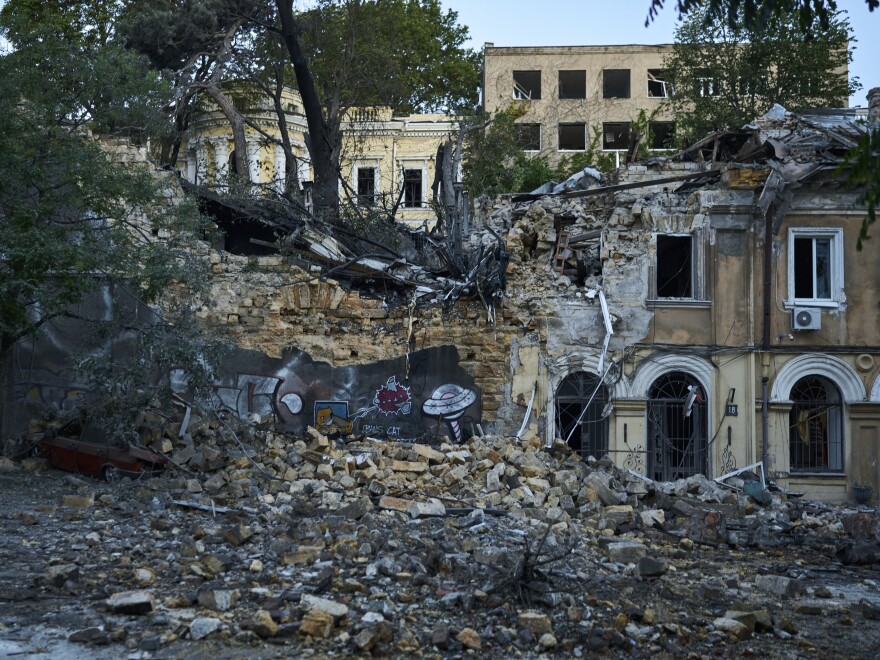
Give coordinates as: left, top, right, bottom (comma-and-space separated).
556, 371, 609, 459
647, 372, 707, 481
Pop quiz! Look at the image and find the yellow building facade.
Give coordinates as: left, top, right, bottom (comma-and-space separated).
178, 88, 457, 228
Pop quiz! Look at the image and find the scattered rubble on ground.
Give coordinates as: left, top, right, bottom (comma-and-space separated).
2, 415, 880, 658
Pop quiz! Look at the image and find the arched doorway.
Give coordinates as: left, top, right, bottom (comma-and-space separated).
647, 371, 707, 481
555, 371, 609, 459
789, 375, 844, 472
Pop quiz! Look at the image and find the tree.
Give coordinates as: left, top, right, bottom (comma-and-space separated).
0, 11, 214, 441
120, 0, 271, 179
645, 0, 877, 31
271, 0, 481, 211
662, 5, 857, 142
122, 0, 479, 213
460, 107, 552, 198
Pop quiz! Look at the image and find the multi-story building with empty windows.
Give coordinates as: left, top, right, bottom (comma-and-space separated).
482, 43, 679, 166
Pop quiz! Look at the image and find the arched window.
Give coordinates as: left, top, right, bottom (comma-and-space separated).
647, 371, 707, 481
789, 375, 843, 472
555, 371, 609, 459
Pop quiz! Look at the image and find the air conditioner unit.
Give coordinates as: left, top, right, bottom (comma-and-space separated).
792, 307, 821, 331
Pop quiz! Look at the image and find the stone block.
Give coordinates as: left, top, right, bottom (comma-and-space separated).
106, 590, 155, 615
518, 611, 553, 636
755, 575, 802, 598
607, 541, 647, 564
408, 498, 446, 518
412, 444, 446, 463
301, 595, 349, 620
197, 588, 239, 611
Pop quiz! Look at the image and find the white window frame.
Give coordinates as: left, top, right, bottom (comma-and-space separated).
352, 162, 380, 207
648, 230, 708, 305
396, 161, 428, 210
517, 123, 542, 152
787, 227, 845, 309
647, 69, 671, 98
558, 122, 587, 152
695, 76, 720, 98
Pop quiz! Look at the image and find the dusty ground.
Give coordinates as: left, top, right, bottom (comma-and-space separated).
1, 451, 880, 659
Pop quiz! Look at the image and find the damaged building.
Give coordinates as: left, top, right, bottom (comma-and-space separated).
11, 89, 880, 505
482, 44, 681, 164
495, 96, 878, 503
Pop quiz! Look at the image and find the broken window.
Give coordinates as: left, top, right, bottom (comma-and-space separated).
513, 70, 541, 100
558, 70, 586, 99
789, 228, 843, 305
357, 167, 376, 206
656, 235, 692, 297
603, 69, 630, 98
516, 123, 541, 151
647, 372, 707, 481
602, 122, 631, 150
648, 121, 675, 149
558, 123, 586, 151
556, 371, 609, 459
695, 71, 721, 97
403, 168, 423, 208
647, 69, 671, 97
788, 375, 843, 472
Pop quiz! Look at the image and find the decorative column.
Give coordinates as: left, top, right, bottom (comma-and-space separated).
194, 141, 208, 186
185, 149, 197, 184
246, 140, 261, 185
210, 137, 230, 186
274, 144, 286, 192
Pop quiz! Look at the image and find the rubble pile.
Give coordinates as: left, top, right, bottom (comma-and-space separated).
2, 420, 880, 657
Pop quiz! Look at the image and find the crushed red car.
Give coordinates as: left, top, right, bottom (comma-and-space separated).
38, 434, 168, 481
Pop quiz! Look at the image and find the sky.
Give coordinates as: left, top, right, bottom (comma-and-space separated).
441, 0, 878, 108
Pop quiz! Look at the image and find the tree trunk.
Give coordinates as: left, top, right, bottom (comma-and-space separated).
204, 84, 250, 180
276, 0, 338, 213
270, 66, 300, 195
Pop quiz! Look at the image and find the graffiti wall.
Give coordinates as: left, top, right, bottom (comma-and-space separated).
15, 321, 482, 443
170, 345, 481, 443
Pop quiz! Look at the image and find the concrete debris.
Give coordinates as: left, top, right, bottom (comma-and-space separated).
1, 423, 880, 657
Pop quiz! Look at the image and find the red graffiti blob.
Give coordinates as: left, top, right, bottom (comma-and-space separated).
374, 376, 412, 415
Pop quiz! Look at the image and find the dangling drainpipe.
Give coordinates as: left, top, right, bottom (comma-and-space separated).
761, 203, 772, 474
761, 377, 770, 470
758, 169, 783, 476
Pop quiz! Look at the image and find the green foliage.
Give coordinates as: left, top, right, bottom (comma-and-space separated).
662, 3, 857, 142
844, 127, 880, 250
0, 14, 219, 437
120, 0, 268, 72
646, 0, 877, 31
463, 108, 624, 197
297, 0, 480, 114
0, 0, 120, 48
462, 106, 535, 197
1, 2, 173, 142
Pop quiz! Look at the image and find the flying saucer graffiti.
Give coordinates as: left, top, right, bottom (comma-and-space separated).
422, 383, 477, 443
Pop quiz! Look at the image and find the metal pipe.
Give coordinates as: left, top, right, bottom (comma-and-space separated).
761, 377, 770, 473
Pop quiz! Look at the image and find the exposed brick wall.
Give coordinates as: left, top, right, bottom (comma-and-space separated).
197, 252, 522, 430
